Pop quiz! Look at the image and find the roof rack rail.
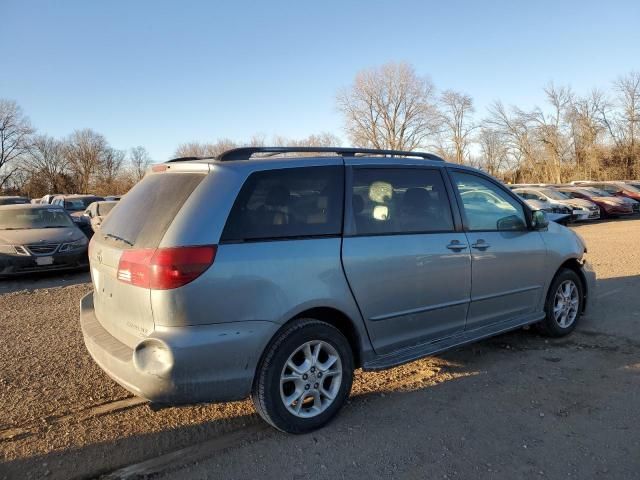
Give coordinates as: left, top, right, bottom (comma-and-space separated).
167, 147, 444, 163
217, 146, 444, 162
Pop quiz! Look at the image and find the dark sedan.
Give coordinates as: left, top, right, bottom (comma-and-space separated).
0, 204, 88, 276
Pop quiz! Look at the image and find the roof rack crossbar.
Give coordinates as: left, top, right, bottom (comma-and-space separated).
167, 147, 444, 163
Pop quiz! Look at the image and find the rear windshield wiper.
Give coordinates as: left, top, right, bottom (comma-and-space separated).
103, 232, 134, 246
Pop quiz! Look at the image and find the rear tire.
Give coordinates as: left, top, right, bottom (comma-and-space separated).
537, 268, 584, 337
251, 318, 354, 433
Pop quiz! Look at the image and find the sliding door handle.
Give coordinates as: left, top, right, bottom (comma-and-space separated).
446, 241, 468, 251
471, 240, 491, 250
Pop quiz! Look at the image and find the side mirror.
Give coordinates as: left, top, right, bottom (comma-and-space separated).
531, 210, 549, 230
497, 214, 526, 231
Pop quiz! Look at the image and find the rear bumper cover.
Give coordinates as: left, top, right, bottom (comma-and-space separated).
80, 292, 279, 404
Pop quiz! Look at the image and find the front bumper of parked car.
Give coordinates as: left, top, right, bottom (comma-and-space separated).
571, 207, 600, 221
0, 247, 88, 276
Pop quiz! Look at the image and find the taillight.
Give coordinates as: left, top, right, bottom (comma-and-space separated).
117, 245, 217, 289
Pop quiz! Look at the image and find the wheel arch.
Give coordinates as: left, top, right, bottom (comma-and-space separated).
554, 258, 588, 312
290, 307, 363, 368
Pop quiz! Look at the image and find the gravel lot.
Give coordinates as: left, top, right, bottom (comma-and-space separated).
1, 219, 639, 479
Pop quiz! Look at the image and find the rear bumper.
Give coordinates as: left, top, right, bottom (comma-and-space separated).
80, 292, 279, 404
0, 249, 88, 276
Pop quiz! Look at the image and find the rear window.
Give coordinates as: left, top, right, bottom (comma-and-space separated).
221, 166, 344, 242
65, 198, 103, 210
100, 172, 205, 248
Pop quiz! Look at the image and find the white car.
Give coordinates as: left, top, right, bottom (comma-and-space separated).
513, 187, 599, 221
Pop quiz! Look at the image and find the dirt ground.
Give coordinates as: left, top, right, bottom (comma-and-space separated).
1, 219, 639, 479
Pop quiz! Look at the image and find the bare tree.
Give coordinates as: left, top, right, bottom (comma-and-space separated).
528, 84, 573, 183
476, 127, 509, 176
566, 89, 607, 179
130, 146, 152, 181
174, 138, 238, 158
0, 99, 34, 188
64, 129, 109, 193
438, 90, 475, 164
613, 72, 640, 176
24, 135, 67, 192
272, 132, 341, 148
486, 101, 538, 181
336, 62, 441, 150
99, 148, 126, 189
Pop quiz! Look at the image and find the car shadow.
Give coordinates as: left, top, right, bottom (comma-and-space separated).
0, 269, 90, 294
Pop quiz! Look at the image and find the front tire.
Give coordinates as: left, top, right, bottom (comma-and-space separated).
538, 268, 584, 337
251, 318, 354, 433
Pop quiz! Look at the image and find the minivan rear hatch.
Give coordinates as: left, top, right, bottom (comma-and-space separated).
90, 168, 207, 348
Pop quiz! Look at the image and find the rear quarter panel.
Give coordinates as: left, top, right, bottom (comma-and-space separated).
150, 238, 370, 353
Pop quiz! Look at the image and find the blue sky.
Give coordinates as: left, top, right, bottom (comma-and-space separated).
2, 0, 639, 161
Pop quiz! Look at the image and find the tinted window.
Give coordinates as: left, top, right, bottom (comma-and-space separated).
350, 168, 454, 235
101, 172, 205, 248
516, 191, 537, 200
221, 166, 344, 242
596, 184, 618, 193
64, 197, 104, 211
453, 171, 526, 231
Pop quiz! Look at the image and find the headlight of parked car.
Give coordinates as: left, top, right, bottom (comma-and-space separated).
0, 244, 17, 254
59, 238, 88, 252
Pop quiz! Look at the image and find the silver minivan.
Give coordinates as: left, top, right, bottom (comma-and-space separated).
80, 147, 595, 433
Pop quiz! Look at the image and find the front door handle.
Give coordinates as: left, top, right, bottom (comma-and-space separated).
471, 240, 491, 250
446, 241, 468, 251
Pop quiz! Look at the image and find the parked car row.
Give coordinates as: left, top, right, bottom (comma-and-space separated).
0, 193, 121, 276
508, 180, 640, 220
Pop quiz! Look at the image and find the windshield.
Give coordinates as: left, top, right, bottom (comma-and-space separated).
583, 187, 614, 197
620, 183, 640, 193
0, 208, 74, 230
65, 197, 103, 211
0, 198, 29, 206
539, 188, 569, 200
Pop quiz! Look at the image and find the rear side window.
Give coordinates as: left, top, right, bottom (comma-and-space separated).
221, 166, 344, 242
100, 172, 205, 248
350, 168, 454, 235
